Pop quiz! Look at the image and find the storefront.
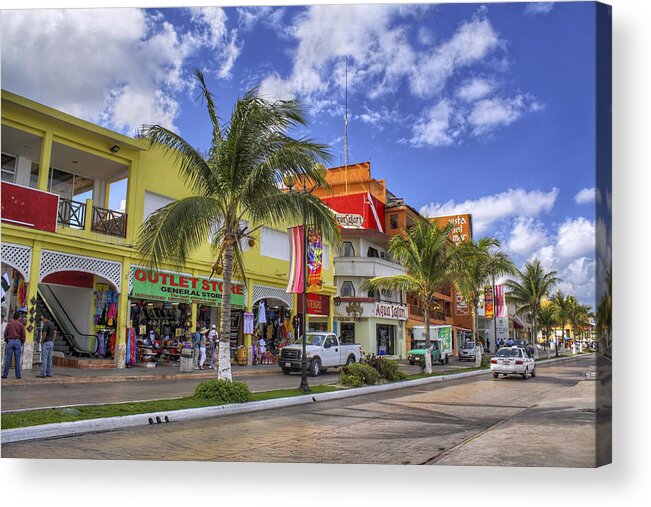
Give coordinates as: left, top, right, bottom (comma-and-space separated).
127, 267, 245, 367
334, 300, 407, 358
297, 293, 331, 333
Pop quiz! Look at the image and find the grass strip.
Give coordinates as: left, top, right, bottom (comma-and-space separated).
1, 384, 340, 430
405, 366, 487, 381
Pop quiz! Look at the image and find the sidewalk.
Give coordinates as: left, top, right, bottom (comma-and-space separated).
1, 362, 281, 386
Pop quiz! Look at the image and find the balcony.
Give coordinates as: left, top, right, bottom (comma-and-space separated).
56, 198, 127, 238
334, 256, 405, 279
408, 304, 452, 324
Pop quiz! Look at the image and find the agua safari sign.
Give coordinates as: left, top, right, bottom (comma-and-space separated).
374, 302, 408, 321
130, 268, 245, 307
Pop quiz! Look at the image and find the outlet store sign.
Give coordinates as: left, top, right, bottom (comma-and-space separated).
130, 268, 245, 307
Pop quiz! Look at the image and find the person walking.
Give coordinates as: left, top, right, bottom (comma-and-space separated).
208, 324, 218, 369
198, 327, 208, 370
2, 312, 25, 379
37, 315, 56, 378
192, 325, 201, 370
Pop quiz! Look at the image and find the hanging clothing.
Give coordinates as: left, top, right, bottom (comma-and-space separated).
258, 301, 267, 324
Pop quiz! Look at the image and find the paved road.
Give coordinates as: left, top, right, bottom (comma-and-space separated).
2, 355, 604, 466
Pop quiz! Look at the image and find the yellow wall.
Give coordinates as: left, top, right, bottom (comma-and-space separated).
1, 90, 336, 367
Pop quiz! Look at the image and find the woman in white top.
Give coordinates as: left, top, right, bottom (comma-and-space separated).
208, 324, 218, 369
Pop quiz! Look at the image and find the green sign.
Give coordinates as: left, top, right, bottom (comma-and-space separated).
130, 268, 245, 307
438, 326, 452, 352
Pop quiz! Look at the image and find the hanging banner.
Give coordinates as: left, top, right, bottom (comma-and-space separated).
477, 290, 485, 317
130, 268, 245, 307
484, 286, 494, 319
286, 226, 305, 294
455, 293, 470, 316
243, 312, 254, 334
306, 227, 323, 293
495, 285, 507, 318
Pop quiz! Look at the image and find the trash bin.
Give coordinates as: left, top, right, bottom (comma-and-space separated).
180, 349, 194, 373
236, 347, 247, 366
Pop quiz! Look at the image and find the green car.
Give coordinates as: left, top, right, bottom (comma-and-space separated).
408, 340, 444, 365
409, 325, 453, 365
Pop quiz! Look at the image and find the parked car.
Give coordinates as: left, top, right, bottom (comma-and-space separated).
278, 333, 361, 377
459, 341, 483, 361
490, 347, 536, 380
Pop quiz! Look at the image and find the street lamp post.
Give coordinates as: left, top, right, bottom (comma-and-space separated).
284, 166, 327, 393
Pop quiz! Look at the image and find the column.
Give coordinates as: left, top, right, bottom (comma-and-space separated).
244, 279, 253, 365
22, 241, 42, 371
114, 257, 131, 368
37, 131, 52, 191
328, 294, 334, 333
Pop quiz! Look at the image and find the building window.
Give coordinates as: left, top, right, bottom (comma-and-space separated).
29, 162, 40, 188
367, 289, 380, 300
1, 153, 17, 183
367, 247, 379, 258
390, 213, 398, 229
341, 281, 355, 297
340, 323, 356, 344
341, 241, 355, 257
376, 324, 396, 355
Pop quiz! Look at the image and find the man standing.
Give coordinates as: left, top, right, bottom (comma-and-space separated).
208, 324, 218, 369
2, 312, 25, 379
37, 315, 55, 378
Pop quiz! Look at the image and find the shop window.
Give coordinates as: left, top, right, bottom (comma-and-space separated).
367, 247, 379, 258
341, 241, 355, 257
376, 324, 396, 355
341, 281, 355, 297
1, 153, 17, 183
340, 323, 355, 344
390, 213, 398, 229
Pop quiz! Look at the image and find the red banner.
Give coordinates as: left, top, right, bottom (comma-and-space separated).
297, 293, 330, 316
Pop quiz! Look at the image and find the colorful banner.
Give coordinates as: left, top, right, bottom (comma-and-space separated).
306, 227, 323, 292
484, 286, 494, 319
130, 268, 245, 306
455, 293, 470, 316
286, 226, 305, 293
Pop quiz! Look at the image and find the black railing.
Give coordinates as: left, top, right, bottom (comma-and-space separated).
91, 206, 127, 237
57, 198, 86, 229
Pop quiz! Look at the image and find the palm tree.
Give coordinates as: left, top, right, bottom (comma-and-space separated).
137, 69, 340, 381
503, 259, 560, 356
549, 291, 572, 357
361, 221, 455, 374
484, 247, 517, 351
452, 237, 503, 348
537, 305, 556, 358
596, 267, 612, 355
568, 298, 591, 351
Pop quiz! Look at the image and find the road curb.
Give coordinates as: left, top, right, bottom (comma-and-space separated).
1, 354, 587, 444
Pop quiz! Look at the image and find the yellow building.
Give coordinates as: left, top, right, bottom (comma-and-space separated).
1, 90, 335, 369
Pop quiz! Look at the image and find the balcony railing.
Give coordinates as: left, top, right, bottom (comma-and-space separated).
408, 304, 451, 322
91, 206, 127, 238
57, 198, 86, 229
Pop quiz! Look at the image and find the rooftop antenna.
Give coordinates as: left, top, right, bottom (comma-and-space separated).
344, 55, 350, 194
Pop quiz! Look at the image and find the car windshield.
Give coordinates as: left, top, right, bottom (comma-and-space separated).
495, 348, 522, 357
464, 342, 475, 349
305, 334, 326, 346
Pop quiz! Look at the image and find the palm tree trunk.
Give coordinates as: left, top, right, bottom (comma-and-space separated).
217, 239, 234, 381
423, 304, 432, 374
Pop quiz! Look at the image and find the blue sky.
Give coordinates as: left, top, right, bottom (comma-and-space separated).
1, 1, 602, 307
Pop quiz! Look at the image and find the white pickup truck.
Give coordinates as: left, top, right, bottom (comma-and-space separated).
278, 332, 362, 377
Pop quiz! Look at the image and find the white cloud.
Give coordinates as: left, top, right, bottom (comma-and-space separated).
506, 218, 549, 257
2, 8, 242, 134
410, 100, 458, 147
409, 15, 501, 98
525, 3, 555, 16
556, 217, 595, 259
457, 78, 495, 102
421, 187, 559, 234
574, 187, 596, 204
469, 94, 531, 134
